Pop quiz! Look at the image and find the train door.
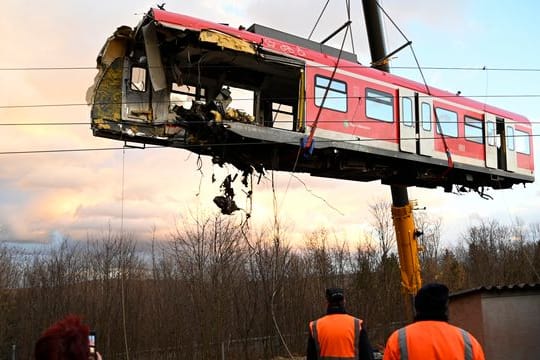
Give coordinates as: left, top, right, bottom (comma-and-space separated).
485, 114, 497, 168
399, 88, 416, 153
486, 115, 517, 172
123, 60, 169, 124
505, 121, 517, 172
124, 60, 152, 121
418, 97, 434, 156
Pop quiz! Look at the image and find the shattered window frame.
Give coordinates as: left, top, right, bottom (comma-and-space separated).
130, 66, 147, 92
170, 84, 206, 110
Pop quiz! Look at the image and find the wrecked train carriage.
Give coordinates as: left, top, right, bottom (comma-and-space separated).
88, 9, 311, 173
88, 8, 534, 191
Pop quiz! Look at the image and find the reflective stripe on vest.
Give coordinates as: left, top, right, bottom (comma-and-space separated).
397, 327, 473, 360
397, 328, 408, 360
460, 328, 473, 360
310, 316, 361, 360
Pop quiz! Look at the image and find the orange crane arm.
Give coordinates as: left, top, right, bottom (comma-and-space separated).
391, 202, 422, 295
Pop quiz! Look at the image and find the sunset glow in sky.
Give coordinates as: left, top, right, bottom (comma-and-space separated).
1, 0, 540, 248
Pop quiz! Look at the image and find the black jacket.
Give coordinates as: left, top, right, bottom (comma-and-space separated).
307, 305, 374, 360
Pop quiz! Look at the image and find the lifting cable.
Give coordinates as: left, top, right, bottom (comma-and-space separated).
303, 14, 352, 152
308, 0, 331, 40
276, 1, 352, 223
269, 170, 294, 359
120, 148, 131, 360
345, 0, 356, 54
374, 1, 431, 94
375, 1, 454, 174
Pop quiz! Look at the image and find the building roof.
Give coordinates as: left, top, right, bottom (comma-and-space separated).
450, 283, 540, 299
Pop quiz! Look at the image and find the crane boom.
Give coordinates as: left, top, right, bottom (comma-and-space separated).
392, 201, 422, 295
362, 0, 422, 298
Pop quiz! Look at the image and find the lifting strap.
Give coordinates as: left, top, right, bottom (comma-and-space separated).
303, 24, 351, 152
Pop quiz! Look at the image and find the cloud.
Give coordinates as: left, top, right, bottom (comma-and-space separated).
1, 0, 539, 251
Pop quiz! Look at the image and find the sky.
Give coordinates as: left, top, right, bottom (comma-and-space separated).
1, 0, 540, 249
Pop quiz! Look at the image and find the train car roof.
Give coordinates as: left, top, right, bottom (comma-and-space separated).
149, 8, 530, 125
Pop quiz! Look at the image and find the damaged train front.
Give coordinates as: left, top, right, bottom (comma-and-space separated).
85, 10, 245, 151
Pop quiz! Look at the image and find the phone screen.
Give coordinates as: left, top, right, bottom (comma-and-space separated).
89, 331, 96, 354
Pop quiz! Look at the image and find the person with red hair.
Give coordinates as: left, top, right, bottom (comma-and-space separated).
34, 314, 101, 360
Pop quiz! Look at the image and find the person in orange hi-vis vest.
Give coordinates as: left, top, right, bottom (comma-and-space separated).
383, 283, 485, 360
307, 287, 375, 360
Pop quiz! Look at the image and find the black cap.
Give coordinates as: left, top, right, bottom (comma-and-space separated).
325, 288, 344, 303
414, 283, 449, 320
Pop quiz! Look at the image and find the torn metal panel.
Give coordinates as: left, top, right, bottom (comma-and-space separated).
86, 26, 133, 105
98, 26, 133, 67
199, 30, 256, 54
152, 88, 172, 124
142, 23, 167, 91
91, 57, 124, 124
122, 58, 152, 122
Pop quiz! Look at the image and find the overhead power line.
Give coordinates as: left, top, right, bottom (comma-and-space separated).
0, 67, 95, 71
3, 118, 540, 126
0, 133, 537, 156
0, 122, 89, 126
0, 146, 140, 155
3, 65, 540, 72
3, 92, 540, 110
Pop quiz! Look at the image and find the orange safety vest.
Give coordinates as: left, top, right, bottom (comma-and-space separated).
383, 320, 485, 360
310, 313, 362, 360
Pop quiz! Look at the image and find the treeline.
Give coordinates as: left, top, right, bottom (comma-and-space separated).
0, 208, 539, 359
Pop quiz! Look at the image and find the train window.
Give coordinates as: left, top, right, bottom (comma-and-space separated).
435, 107, 458, 137
515, 129, 531, 154
402, 97, 413, 127
487, 121, 496, 146
421, 102, 431, 131
464, 116, 483, 143
315, 75, 347, 112
506, 126, 515, 151
366, 88, 393, 122
130, 66, 147, 92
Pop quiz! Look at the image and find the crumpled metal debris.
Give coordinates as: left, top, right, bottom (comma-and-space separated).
213, 174, 240, 215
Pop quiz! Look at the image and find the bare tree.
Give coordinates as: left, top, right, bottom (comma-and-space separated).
369, 198, 396, 260
414, 212, 442, 282
166, 212, 247, 358
0, 242, 21, 353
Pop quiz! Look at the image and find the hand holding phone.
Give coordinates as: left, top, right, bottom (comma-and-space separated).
89, 330, 96, 354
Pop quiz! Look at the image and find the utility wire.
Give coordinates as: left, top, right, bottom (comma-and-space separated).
4, 65, 540, 71
0, 67, 96, 71
4, 118, 540, 126
0, 146, 138, 155
3, 91, 540, 109
0, 132, 536, 156
0, 122, 89, 126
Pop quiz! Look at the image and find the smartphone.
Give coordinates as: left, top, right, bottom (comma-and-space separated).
89, 330, 96, 354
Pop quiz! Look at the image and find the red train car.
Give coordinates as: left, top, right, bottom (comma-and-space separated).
88, 8, 534, 192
